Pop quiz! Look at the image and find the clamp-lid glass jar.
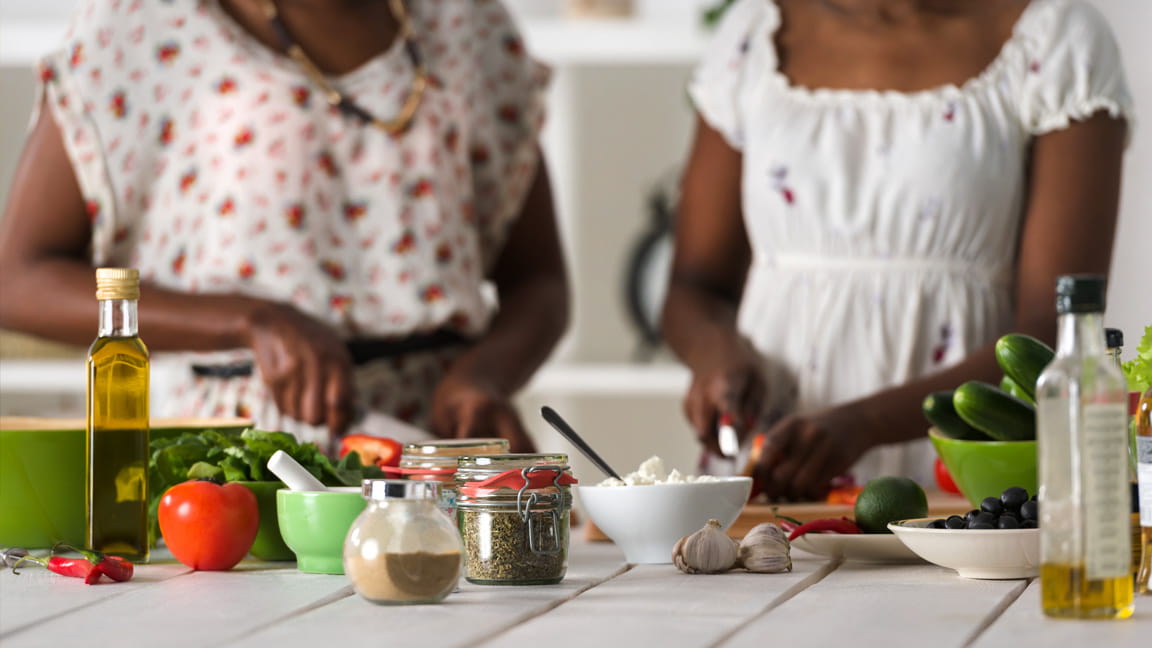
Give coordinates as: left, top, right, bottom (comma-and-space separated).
455, 453, 577, 585
398, 438, 510, 515
343, 480, 463, 605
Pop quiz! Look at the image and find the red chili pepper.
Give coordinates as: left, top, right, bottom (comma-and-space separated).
787, 517, 863, 541
11, 554, 102, 583
55, 544, 134, 582
96, 555, 134, 582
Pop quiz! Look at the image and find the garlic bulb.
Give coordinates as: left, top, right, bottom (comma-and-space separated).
672, 519, 740, 574
737, 523, 792, 573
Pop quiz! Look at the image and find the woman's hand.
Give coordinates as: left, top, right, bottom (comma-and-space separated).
244, 302, 356, 437
430, 372, 536, 453
683, 335, 767, 457
754, 405, 874, 502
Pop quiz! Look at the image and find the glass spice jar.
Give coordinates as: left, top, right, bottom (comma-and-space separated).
455, 454, 577, 585
397, 438, 510, 516
343, 480, 463, 605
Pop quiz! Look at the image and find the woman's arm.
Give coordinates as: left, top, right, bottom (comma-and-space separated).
759, 110, 1129, 499
660, 116, 766, 456
430, 152, 570, 451
0, 110, 356, 434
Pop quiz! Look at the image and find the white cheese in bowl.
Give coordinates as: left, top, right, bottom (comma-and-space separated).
597, 455, 719, 486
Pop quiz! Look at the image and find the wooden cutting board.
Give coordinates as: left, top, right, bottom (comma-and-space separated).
582, 492, 974, 541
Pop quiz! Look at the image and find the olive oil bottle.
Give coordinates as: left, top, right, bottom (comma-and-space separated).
87, 268, 149, 561
1036, 275, 1133, 619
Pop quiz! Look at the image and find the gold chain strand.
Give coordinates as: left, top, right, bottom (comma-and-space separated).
257, 0, 427, 135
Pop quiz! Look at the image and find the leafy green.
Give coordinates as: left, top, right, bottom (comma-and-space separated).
1121, 325, 1152, 393
147, 427, 384, 545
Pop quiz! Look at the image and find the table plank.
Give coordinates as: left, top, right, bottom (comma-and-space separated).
724, 561, 1028, 648
973, 581, 1152, 647
486, 554, 836, 648
229, 541, 629, 647
1, 560, 351, 648
0, 557, 188, 638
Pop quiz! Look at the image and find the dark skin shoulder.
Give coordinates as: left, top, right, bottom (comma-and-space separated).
0, 1, 569, 449
663, 0, 1126, 500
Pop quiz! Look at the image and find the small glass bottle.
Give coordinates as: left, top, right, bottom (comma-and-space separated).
456, 454, 575, 585
343, 480, 463, 605
1036, 275, 1133, 619
87, 267, 150, 561
1135, 386, 1152, 595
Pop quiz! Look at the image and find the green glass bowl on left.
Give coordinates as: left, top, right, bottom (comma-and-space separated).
0, 417, 250, 549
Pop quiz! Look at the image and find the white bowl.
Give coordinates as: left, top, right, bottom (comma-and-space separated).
888, 517, 1040, 579
576, 477, 752, 564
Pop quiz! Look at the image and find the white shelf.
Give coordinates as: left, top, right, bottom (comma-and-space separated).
522, 19, 707, 66
0, 18, 708, 68
0, 359, 689, 397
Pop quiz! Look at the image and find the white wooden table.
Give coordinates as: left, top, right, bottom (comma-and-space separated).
1, 537, 1148, 648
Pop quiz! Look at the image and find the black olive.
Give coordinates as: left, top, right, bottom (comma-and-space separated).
997, 516, 1020, 529
1000, 487, 1029, 511
928, 519, 947, 529
964, 509, 981, 523
945, 515, 966, 529
970, 512, 996, 528
1020, 500, 1038, 521
1021, 519, 1038, 529
969, 522, 995, 530
980, 497, 1004, 516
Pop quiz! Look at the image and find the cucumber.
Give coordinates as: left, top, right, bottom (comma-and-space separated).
953, 380, 1036, 441
994, 334, 1055, 402
999, 374, 1034, 404
922, 390, 993, 441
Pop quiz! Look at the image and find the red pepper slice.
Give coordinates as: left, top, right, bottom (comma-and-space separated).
96, 555, 134, 582
787, 517, 863, 541
338, 434, 403, 468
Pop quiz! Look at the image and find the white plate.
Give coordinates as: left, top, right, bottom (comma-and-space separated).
888, 518, 1039, 579
790, 532, 924, 563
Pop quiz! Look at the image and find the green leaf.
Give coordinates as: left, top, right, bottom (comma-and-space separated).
187, 461, 224, 482
1121, 324, 1152, 393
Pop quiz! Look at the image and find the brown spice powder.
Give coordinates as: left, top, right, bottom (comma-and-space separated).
347, 550, 462, 604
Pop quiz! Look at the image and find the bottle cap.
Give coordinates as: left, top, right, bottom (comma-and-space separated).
1054, 274, 1106, 314
362, 479, 441, 501
95, 267, 140, 301
1105, 328, 1124, 349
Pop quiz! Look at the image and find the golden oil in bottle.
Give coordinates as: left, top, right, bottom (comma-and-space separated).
87, 268, 150, 561
1136, 386, 1151, 595
1039, 564, 1134, 618
1036, 276, 1133, 619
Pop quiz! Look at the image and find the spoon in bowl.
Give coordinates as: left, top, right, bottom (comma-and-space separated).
541, 406, 623, 481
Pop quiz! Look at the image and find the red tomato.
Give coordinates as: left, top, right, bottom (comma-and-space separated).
934, 457, 962, 495
158, 481, 259, 570
338, 434, 402, 468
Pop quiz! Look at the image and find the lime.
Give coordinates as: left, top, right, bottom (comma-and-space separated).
853, 476, 928, 533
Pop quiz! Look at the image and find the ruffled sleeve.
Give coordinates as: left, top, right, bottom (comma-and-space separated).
466, 0, 550, 272
1019, 0, 1135, 136
687, 0, 770, 150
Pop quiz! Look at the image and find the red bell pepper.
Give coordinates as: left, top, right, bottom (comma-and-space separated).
339, 434, 403, 468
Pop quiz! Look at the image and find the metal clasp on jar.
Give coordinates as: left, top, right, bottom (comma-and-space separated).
515, 465, 567, 555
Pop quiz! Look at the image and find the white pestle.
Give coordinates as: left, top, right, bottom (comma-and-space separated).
267, 450, 328, 491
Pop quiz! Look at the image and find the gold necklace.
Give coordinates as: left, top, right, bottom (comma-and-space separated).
258, 0, 427, 136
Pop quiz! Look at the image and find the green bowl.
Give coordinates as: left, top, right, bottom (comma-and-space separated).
277, 487, 366, 574
236, 481, 294, 561
929, 428, 1037, 507
0, 417, 250, 549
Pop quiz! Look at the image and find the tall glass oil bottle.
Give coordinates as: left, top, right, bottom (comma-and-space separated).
1136, 386, 1152, 594
87, 268, 150, 560
1036, 275, 1133, 619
